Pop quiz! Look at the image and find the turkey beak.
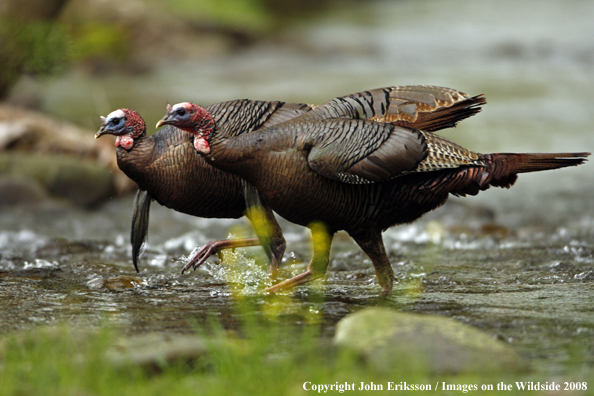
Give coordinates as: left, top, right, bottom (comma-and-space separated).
95, 128, 112, 139
156, 114, 172, 129
95, 116, 123, 139
95, 117, 110, 139
156, 104, 174, 129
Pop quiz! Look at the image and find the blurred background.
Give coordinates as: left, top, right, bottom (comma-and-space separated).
1, 0, 593, 211
1, 0, 592, 199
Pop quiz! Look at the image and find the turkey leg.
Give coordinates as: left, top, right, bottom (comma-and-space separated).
266, 225, 334, 293
351, 231, 395, 295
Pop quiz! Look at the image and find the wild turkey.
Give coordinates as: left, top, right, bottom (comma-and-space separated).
157, 85, 590, 294
96, 101, 312, 272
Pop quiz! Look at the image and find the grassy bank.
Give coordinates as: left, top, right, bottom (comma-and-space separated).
2, 299, 589, 396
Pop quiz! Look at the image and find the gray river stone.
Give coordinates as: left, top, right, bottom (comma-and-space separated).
334, 307, 529, 374
106, 332, 209, 373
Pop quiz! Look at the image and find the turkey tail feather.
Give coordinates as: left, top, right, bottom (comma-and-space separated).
131, 189, 152, 273
481, 151, 590, 190
431, 152, 590, 198
492, 152, 590, 174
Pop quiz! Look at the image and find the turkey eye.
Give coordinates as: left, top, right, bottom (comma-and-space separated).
176, 109, 187, 116
111, 118, 122, 126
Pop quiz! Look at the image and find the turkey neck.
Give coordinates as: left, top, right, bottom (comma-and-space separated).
205, 125, 290, 184
117, 127, 247, 218
116, 133, 156, 184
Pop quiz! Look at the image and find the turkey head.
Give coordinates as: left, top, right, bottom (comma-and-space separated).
157, 103, 214, 154
96, 108, 146, 150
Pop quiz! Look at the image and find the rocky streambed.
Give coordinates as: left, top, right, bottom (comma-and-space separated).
1, 188, 593, 376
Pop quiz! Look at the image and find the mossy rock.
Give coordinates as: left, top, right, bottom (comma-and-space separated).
0, 176, 48, 206
106, 333, 208, 373
334, 307, 529, 375
0, 152, 115, 207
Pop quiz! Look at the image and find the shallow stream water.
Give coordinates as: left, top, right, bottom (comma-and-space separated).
2, 0, 594, 377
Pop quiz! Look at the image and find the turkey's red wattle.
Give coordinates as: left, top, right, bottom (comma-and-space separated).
116, 135, 134, 150
194, 136, 210, 154
191, 106, 216, 145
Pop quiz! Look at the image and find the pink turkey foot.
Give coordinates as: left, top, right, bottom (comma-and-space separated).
266, 270, 325, 293
181, 238, 262, 274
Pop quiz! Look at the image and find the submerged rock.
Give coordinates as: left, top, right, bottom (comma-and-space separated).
333, 307, 529, 374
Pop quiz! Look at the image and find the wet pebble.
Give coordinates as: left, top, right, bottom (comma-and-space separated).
86, 275, 145, 290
